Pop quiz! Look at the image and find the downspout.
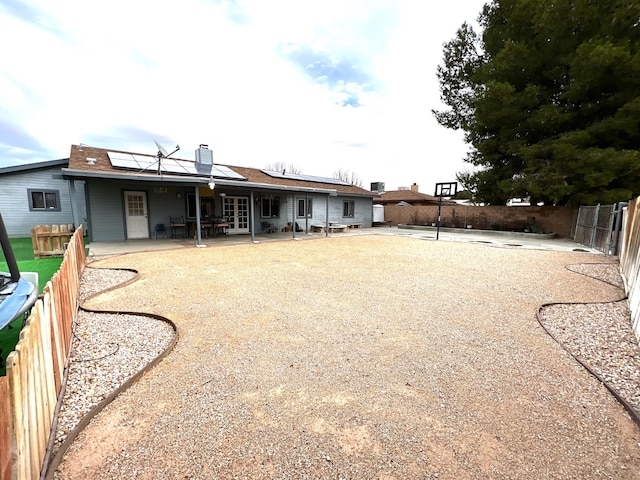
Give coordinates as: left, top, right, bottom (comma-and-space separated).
250, 191, 255, 242
67, 180, 80, 231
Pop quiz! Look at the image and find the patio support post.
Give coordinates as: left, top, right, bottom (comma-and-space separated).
195, 185, 203, 246
305, 193, 309, 233
250, 191, 255, 242
325, 194, 330, 237
291, 194, 296, 239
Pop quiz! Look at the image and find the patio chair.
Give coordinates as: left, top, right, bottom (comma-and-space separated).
169, 216, 187, 238
154, 223, 168, 239
262, 221, 276, 233
200, 216, 212, 239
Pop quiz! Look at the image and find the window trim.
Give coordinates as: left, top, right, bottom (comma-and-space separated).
342, 200, 355, 218
186, 193, 214, 219
28, 189, 61, 212
260, 196, 280, 218
296, 197, 313, 218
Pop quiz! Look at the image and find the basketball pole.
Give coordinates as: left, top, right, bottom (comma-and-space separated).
436, 193, 442, 240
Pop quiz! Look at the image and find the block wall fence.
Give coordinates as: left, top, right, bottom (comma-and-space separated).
382, 204, 577, 238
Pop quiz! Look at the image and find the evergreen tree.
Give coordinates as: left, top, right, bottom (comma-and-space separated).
434, 0, 640, 206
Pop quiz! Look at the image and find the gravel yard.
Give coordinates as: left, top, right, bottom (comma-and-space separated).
52, 235, 640, 479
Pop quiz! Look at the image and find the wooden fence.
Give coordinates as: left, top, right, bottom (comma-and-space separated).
381, 204, 577, 238
620, 198, 640, 343
31, 225, 75, 259
0, 226, 85, 480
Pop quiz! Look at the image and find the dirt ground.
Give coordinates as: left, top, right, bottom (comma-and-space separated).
55, 235, 639, 479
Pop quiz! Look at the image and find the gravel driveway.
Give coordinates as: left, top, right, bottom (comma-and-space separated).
54, 235, 640, 479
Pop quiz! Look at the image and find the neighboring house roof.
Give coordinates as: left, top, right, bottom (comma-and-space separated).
64, 145, 376, 197
374, 189, 456, 205
0, 158, 69, 175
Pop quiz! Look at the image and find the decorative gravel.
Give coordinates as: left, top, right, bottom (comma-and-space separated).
51, 236, 640, 479
51, 268, 175, 457
538, 262, 640, 416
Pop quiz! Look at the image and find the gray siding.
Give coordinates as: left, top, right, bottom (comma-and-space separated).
0, 166, 87, 238
275, 194, 372, 231
83, 180, 374, 241
85, 180, 129, 241
86, 180, 196, 241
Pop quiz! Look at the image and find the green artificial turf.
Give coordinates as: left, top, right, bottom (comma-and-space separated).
0, 316, 24, 376
0, 236, 89, 375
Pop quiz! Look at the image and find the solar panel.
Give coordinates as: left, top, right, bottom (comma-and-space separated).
175, 159, 199, 175
159, 158, 187, 174
107, 151, 246, 180
261, 169, 351, 186
108, 152, 138, 169
132, 155, 157, 172
212, 165, 246, 180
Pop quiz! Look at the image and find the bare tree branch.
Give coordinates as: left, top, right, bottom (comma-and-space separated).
333, 168, 363, 187
264, 162, 303, 174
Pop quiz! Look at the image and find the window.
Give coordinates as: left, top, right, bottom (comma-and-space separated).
343, 200, 355, 218
28, 189, 60, 211
296, 197, 313, 218
187, 194, 214, 219
260, 196, 280, 218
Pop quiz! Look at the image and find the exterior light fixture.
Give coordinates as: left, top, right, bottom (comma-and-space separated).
208, 177, 215, 190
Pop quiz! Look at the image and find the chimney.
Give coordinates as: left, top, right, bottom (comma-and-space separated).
195, 144, 213, 166
410, 183, 419, 192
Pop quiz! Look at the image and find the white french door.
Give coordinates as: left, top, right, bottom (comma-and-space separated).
124, 191, 149, 239
223, 196, 249, 234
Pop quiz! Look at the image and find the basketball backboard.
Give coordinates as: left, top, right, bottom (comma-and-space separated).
435, 182, 458, 197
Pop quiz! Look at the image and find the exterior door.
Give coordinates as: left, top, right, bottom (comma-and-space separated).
124, 191, 149, 239
223, 196, 249, 234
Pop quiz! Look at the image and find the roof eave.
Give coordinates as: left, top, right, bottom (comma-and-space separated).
61, 168, 340, 194
0, 158, 69, 175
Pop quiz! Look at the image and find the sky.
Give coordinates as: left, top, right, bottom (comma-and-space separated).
0, 0, 487, 193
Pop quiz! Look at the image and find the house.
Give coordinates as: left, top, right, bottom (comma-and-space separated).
373, 183, 456, 207
0, 159, 87, 237
61, 144, 377, 243
371, 183, 458, 226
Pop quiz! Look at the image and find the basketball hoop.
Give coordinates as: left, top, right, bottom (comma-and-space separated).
434, 182, 458, 240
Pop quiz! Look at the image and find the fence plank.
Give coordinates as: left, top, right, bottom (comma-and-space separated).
31, 225, 74, 258
0, 226, 86, 478
44, 289, 64, 393
0, 377, 11, 480
8, 343, 29, 479
620, 198, 640, 344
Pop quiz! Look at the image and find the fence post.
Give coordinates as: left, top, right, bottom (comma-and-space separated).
589, 204, 600, 248
611, 202, 627, 256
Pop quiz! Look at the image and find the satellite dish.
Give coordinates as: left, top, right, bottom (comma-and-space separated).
152, 140, 180, 175
154, 140, 180, 158
154, 140, 169, 158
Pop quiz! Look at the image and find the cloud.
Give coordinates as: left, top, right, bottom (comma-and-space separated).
280, 44, 378, 107
0, 0, 488, 190
0, 0, 66, 38
207, 0, 250, 25
0, 119, 49, 164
